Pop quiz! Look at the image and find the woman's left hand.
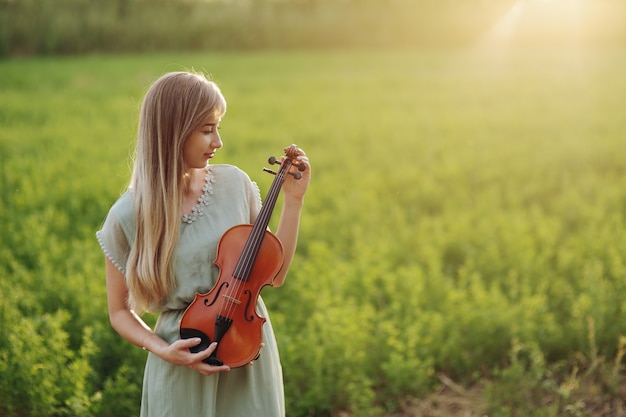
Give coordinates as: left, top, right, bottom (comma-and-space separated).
281, 147, 311, 201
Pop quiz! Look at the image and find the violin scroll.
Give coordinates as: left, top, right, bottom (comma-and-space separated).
264, 144, 307, 179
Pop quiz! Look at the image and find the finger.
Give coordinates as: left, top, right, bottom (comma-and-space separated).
296, 156, 310, 169
190, 362, 231, 376
204, 341, 218, 355
196, 358, 231, 374
193, 342, 219, 362
175, 337, 202, 349
189, 343, 231, 373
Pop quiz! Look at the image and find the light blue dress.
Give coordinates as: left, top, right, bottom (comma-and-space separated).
97, 164, 285, 417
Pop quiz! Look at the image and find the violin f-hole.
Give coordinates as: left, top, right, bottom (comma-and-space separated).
243, 289, 255, 322
203, 281, 229, 307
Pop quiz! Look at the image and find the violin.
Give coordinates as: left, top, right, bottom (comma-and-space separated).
179, 144, 306, 368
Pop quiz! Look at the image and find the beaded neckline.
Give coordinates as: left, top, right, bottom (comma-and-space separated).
182, 165, 215, 224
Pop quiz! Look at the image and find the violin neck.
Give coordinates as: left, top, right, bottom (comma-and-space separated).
232, 159, 291, 281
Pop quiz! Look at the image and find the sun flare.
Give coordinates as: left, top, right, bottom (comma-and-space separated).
482, 0, 623, 47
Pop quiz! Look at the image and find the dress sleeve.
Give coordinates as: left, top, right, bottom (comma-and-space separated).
96, 208, 131, 275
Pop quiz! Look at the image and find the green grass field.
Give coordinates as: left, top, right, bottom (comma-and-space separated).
1, 46, 625, 416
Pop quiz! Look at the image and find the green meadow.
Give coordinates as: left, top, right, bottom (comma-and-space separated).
1, 46, 625, 416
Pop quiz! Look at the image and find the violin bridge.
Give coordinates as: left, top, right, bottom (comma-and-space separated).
222, 295, 241, 305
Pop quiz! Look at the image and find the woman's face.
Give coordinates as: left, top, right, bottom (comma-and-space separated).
182, 114, 223, 170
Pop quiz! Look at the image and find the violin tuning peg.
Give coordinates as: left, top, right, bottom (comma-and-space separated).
268, 156, 279, 165
297, 162, 306, 172
263, 168, 278, 175
288, 171, 302, 180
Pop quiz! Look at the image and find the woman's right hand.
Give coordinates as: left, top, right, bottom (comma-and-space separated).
156, 338, 231, 376
106, 257, 230, 376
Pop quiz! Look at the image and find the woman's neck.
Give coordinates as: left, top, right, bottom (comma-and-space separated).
183, 168, 205, 197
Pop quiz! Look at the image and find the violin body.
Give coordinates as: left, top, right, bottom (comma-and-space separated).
180, 224, 284, 368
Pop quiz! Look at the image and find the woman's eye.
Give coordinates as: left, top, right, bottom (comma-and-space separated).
203, 125, 220, 134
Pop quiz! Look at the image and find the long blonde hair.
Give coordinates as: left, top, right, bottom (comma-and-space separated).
126, 71, 226, 312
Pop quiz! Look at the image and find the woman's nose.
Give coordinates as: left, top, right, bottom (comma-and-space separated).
212, 133, 223, 149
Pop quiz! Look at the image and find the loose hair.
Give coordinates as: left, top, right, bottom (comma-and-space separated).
126, 71, 226, 312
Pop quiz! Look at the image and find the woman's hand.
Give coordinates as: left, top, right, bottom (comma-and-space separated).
106, 257, 230, 376
281, 147, 311, 202
156, 339, 231, 376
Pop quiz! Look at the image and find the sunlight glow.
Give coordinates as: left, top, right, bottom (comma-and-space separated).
481, 0, 622, 48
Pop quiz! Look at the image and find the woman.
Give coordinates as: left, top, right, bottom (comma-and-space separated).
97, 71, 310, 416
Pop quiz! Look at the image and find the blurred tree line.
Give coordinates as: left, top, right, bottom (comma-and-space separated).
0, 0, 514, 57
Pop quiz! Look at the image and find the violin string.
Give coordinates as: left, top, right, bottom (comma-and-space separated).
221, 176, 278, 321
229, 162, 287, 308
219, 158, 290, 322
